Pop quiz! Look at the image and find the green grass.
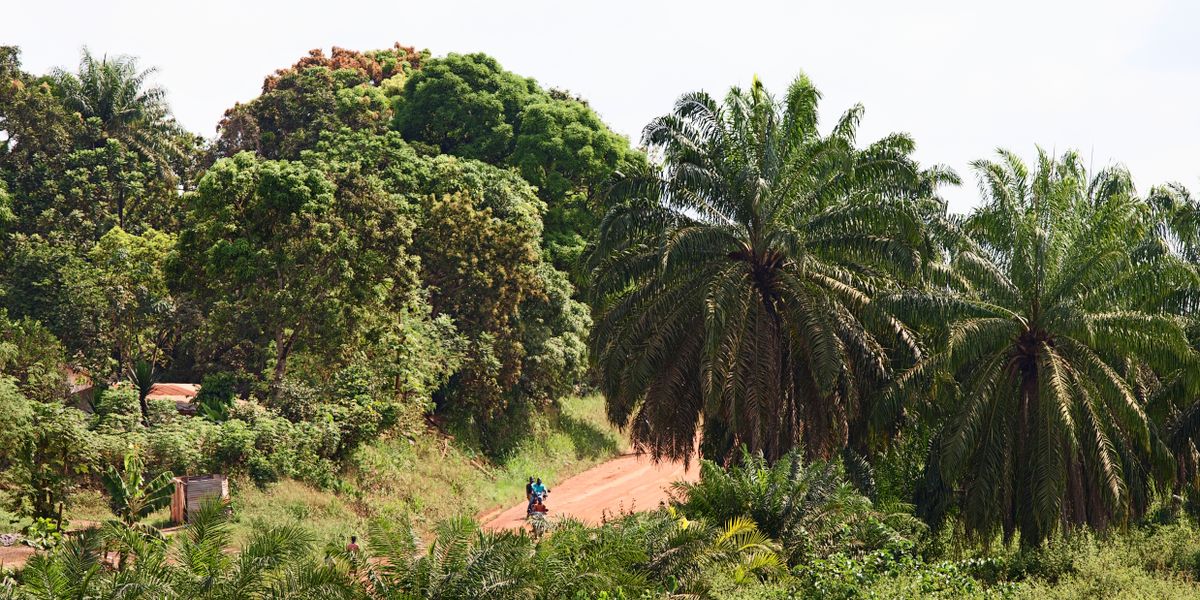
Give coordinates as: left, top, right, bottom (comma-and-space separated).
39, 398, 1200, 598
58, 394, 626, 546
223, 393, 626, 544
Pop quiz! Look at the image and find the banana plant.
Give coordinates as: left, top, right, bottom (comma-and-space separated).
100, 451, 174, 527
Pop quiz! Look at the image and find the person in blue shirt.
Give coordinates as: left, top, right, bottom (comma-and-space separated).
527, 477, 549, 515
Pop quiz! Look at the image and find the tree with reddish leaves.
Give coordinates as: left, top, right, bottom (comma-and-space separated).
216, 43, 426, 160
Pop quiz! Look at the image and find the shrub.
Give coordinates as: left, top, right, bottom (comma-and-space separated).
146, 397, 178, 425
0, 310, 69, 404
91, 386, 140, 432
673, 449, 927, 565
143, 420, 212, 476
3, 401, 97, 518
193, 371, 237, 422
267, 376, 321, 422
210, 419, 256, 471
323, 364, 394, 458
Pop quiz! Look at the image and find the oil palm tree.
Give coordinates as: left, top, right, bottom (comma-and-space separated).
892, 149, 1198, 547
52, 48, 187, 178
1141, 184, 1200, 508
672, 449, 923, 564
589, 74, 946, 463
7, 501, 357, 599
362, 516, 535, 600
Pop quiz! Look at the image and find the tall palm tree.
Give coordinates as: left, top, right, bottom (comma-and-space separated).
1141, 184, 1200, 508
589, 75, 945, 463
893, 149, 1198, 547
52, 48, 186, 178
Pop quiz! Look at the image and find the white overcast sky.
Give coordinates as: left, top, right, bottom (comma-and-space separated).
8, 0, 1200, 213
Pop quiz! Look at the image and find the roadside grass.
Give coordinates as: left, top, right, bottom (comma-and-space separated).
222, 393, 626, 545
37, 397, 1200, 598
58, 394, 625, 546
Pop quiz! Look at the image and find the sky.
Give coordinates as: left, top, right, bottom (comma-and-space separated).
7, 0, 1200, 213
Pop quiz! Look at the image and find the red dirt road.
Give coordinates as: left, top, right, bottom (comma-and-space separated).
480, 452, 699, 531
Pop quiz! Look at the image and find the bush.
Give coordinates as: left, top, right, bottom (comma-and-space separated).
3, 401, 97, 518
673, 449, 926, 565
193, 371, 237, 422
267, 376, 321, 422
323, 364, 394, 458
213, 419, 255, 463
0, 310, 69, 404
143, 420, 213, 476
91, 386, 140, 431
146, 397, 178, 425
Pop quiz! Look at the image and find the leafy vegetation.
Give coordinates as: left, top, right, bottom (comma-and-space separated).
589, 75, 951, 464
5, 37, 1200, 598
888, 150, 1196, 546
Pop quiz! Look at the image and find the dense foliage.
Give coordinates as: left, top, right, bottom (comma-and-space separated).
589, 76, 948, 463
11, 452, 1200, 598
395, 52, 644, 276
6, 37, 1200, 598
0, 43, 609, 463
889, 150, 1197, 546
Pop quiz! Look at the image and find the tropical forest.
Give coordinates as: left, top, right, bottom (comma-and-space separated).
4, 36, 1200, 600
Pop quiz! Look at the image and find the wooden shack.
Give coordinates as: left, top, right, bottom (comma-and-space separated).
170, 474, 230, 524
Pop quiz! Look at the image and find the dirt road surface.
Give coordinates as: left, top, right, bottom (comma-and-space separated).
0, 520, 105, 570
480, 452, 700, 531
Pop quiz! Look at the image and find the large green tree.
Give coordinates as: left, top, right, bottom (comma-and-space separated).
0, 234, 108, 372
0, 47, 78, 176
894, 149, 1197, 547
303, 129, 589, 434
393, 53, 539, 163
394, 53, 641, 275
589, 76, 938, 464
1, 47, 190, 374
170, 152, 418, 397
511, 95, 643, 274
217, 44, 424, 160
89, 226, 178, 406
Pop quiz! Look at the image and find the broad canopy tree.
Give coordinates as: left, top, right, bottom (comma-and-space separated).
1, 47, 193, 378
217, 44, 424, 160
395, 53, 642, 275
89, 225, 178, 413
170, 152, 417, 398
305, 129, 588, 423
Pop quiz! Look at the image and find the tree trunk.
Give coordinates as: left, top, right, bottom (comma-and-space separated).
139, 393, 150, 428
269, 329, 297, 402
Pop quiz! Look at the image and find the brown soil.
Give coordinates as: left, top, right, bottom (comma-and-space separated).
0, 544, 34, 570
479, 452, 699, 531
0, 519, 156, 571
